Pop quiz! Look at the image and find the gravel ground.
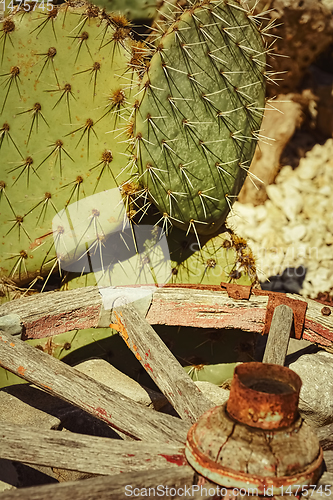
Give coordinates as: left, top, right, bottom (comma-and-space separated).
227, 138, 333, 298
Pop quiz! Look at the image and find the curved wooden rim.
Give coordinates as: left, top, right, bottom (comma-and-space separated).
0, 284, 331, 348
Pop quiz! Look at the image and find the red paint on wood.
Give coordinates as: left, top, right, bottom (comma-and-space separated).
17, 365, 26, 376
160, 454, 188, 466
221, 283, 252, 299
263, 293, 307, 339
22, 305, 101, 340
95, 407, 109, 418
304, 319, 333, 345
147, 299, 266, 332
110, 312, 130, 348
164, 284, 223, 291
144, 363, 153, 373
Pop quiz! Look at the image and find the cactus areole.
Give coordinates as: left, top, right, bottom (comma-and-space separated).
0, 0, 266, 287
0, 3, 137, 284
133, 0, 266, 235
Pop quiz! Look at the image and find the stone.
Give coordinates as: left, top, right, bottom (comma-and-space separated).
255, 205, 267, 222
0, 315, 21, 337
194, 381, 230, 407
288, 351, 333, 427
266, 184, 285, 210
0, 386, 61, 430
227, 139, 333, 299
0, 460, 18, 492
282, 224, 306, 243
280, 187, 303, 221
74, 359, 167, 410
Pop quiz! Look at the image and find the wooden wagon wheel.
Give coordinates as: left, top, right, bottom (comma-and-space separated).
0, 285, 333, 499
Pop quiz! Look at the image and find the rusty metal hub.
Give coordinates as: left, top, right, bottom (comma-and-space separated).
227, 362, 301, 430
185, 362, 324, 495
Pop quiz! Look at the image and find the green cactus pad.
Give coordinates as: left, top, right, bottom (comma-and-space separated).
184, 362, 239, 384
61, 223, 257, 290
133, 0, 266, 235
0, 2, 138, 285
88, 0, 161, 25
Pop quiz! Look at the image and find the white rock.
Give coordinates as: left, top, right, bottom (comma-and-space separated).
289, 351, 333, 427
318, 246, 333, 262
298, 157, 318, 180
74, 359, 167, 410
255, 205, 267, 222
283, 224, 306, 243
275, 165, 293, 184
280, 187, 303, 221
194, 381, 230, 407
227, 140, 333, 298
318, 185, 331, 197
266, 184, 284, 209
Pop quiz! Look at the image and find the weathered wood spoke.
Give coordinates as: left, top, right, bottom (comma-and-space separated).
0, 285, 331, 347
111, 303, 213, 423
0, 422, 187, 475
0, 286, 332, 498
263, 304, 293, 365
0, 466, 213, 500
0, 329, 189, 445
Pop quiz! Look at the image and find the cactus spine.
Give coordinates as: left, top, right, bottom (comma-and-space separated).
132, 0, 266, 236
0, 0, 267, 291
0, 3, 141, 285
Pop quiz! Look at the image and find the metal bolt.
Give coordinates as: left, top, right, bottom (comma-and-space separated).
321, 307, 331, 316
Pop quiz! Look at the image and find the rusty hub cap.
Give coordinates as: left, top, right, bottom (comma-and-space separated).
185, 362, 324, 494
227, 362, 302, 429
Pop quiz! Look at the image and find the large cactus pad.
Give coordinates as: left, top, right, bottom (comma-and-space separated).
0, 3, 138, 284
133, 0, 266, 235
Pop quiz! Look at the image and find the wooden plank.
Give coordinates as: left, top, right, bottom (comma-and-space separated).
0, 285, 332, 347
0, 329, 189, 445
0, 422, 187, 475
305, 472, 333, 499
323, 451, 333, 474
263, 305, 293, 365
111, 303, 213, 423
0, 286, 102, 339
147, 287, 333, 347
314, 422, 333, 452
0, 466, 214, 500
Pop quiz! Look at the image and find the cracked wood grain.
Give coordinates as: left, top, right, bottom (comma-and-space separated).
263, 305, 293, 365
0, 466, 215, 500
303, 472, 333, 499
0, 422, 187, 475
0, 285, 331, 347
0, 329, 189, 445
111, 303, 213, 423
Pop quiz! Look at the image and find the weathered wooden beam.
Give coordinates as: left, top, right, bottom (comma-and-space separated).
0, 329, 189, 445
111, 303, 213, 423
263, 305, 293, 365
306, 472, 333, 499
0, 285, 332, 347
147, 287, 333, 347
0, 466, 213, 500
0, 422, 187, 475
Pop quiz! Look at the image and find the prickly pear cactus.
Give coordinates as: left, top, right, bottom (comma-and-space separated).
89, 0, 163, 25
60, 223, 257, 291
132, 0, 266, 236
0, 2, 140, 285
168, 228, 257, 286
